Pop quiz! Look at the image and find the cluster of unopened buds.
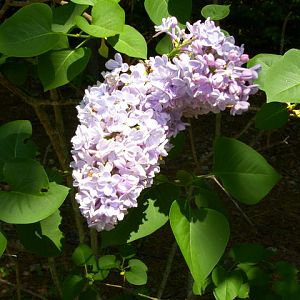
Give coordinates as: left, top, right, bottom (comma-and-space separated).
71, 17, 260, 231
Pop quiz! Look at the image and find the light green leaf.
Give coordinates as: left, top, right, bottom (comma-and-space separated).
108, 25, 147, 59
71, 0, 96, 6
201, 4, 231, 21
99, 38, 109, 58
101, 183, 180, 247
0, 3, 60, 57
125, 259, 148, 285
170, 201, 230, 285
213, 137, 281, 204
212, 267, 243, 300
75, 0, 124, 38
0, 182, 69, 224
247, 53, 282, 90
16, 210, 64, 257
38, 47, 91, 91
144, 0, 192, 25
264, 49, 300, 103
255, 102, 289, 130
52, 2, 88, 33
0, 231, 7, 257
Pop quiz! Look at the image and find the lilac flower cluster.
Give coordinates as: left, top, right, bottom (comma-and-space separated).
71, 17, 260, 231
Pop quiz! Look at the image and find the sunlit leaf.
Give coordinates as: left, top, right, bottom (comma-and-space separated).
0, 3, 60, 57
201, 4, 230, 21
108, 25, 147, 59
0, 231, 7, 257
170, 201, 230, 285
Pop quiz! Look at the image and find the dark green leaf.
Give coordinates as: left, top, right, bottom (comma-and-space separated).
125, 259, 148, 285
0, 231, 7, 257
256, 102, 289, 130
1, 62, 29, 86
101, 183, 180, 247
62, 274, 86, 300
201, 4, 230, 21
72, 243, 97, 270
52, 2, 88, 33
75, 0, 125, 38
38, 47, 91, 91
94, 255, 119, 281
79, 287, 99, 300
170, 201, 230, 285
0, 3, 60, 57
213, 137, 281, 204
16, 210, 64, 257
229, 243, 275, 264
155, 35, 173, 55
108, 25, 147, 59
0, 182, 69, 224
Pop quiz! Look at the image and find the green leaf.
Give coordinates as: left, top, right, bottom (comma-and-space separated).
0, 3, 60, 57
79, 287, 99, 300
255, 102, 289, 130
72, 243, 97, 270
62, 274, 86, 300
144, 0, 192, 25
75, 0, 125, 38
71, 0, 96, 5
201, 4, 231, 21
170, 201, 230, 285
16, 210, 64, 257
247, 53, 282, 90
212, 267, 243, 300
229, 243, 275, 264
99, 38, 109, 58
0, 231, 7, 257
94, 255, 119, 281
155, 35, 173, 55
38, 47, 91, 91
213, 137, 281, 204
101, 183, 180, 247
4, 158, 49, 194
52, 2, 88, 33
108, 25, 147, 59
0, 120, 37, 180
237, 283, 250, 299
264, 49, 300, 103
238, 263, 270, 287
0, 182, 69, 224
125, 259, 148, 285
167, 131, 186, 160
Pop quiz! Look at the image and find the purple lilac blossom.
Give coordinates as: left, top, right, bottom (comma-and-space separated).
71, 17, 260, 231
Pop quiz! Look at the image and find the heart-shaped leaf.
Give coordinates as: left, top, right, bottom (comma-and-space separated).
38, 47, 91, 91
16, 210, 64, 257
75, 0, 124, 38
0, 3, 60, 57
125, 259, 148, 285
201, 4, 231, 21
170, 201, 230, 285
213, 137, 281, 204
108, 25, 147, 59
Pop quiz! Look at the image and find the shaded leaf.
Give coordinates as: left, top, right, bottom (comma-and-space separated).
213, 137, 281, 204
256, 102, 289, 130
125, 259, 148, 285
16, 210, 64, 257
72, 243, 97, 270
62, 274, 86, 300
155, 35, 173, 55
201, 4, 230, 21
38, 47, 91, 90
0, 231, 7, 257
0, 3, 60, 57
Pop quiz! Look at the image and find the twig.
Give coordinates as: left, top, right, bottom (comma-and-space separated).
234, 116, 255, 139
101, 283, 162, 300
48, 257, 63, 299
188, 119, 201, 172
0, 278, 49, 300
157, 241, 177, 298
280, 11, 292, 54
90, 228, 98, 257
0, 74, 80, 106
0, 0, 11, 19
212, 176, 255, 228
